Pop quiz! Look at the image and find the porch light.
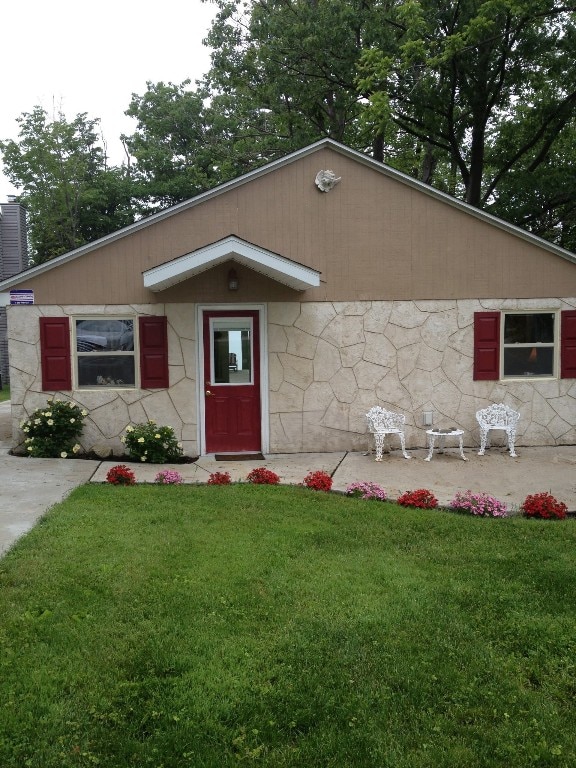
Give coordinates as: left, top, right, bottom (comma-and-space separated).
228, 268, 239, 291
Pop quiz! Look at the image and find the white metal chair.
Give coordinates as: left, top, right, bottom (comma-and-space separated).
365, 406, 411, 461
476, 403, 520, 458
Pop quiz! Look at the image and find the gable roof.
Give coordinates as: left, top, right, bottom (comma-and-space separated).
143, 236, 321, 291
0, 138, 574, 295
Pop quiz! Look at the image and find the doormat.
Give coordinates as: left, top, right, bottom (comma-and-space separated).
215, 453, 265, 461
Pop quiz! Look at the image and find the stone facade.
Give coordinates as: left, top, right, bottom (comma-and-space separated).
7, 298, 576, 456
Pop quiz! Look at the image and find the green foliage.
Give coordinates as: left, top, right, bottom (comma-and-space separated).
20, 397, 86, 458
357, 0, 576, 237
0, 484, 575, 766
0, 107, 135, 264
121, 420, 183, 463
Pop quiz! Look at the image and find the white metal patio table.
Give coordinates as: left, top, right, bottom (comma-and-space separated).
425, 429, 467, 462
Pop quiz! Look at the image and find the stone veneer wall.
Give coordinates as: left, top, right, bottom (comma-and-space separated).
7, 304, 199, 457
6, 298, 576, 456
268, 298, 576, 453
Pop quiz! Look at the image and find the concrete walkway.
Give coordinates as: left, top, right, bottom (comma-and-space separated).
1, 398, 575, 556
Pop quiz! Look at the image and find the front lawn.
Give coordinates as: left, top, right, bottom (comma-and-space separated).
1, 484, 575, 767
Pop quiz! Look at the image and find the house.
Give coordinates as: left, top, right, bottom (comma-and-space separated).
0, 139, 574, 457
0, 197, 27, 386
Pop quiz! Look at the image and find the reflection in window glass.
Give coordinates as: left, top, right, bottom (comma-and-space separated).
75, 318, 136, 388
212, 323, 252, 384
503, 313, 555, 377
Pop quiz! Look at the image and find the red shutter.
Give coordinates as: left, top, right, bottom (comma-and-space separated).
561, 310, 576, 379
474, 311, 500, 380
139, 316, 169, 388
40, 317, 72, 391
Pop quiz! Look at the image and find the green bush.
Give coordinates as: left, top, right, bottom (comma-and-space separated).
20, 398, 86, 458
121, 420, 183, 463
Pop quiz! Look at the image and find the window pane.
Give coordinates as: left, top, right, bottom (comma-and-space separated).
77, 356, 136, 387
212, 324, 252, 384
503, 346, 554, 377
76, 319, 134, 351
504, 314, 554, 344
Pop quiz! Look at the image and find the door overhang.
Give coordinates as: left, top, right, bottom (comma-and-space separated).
143, 236, 321, 292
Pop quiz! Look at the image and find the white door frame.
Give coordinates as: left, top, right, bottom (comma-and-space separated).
196, 303, 269, 455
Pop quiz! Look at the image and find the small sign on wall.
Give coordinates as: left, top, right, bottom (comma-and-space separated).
10, 289, 34, 305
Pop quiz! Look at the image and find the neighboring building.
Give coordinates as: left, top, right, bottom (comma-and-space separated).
0, 198, 27, 385
0, 139, 574, 456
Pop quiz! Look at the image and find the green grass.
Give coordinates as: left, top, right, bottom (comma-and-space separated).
0, 384, 10, 402
1, 484, 575, 768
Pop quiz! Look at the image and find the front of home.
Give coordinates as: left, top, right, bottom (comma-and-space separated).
1, 140, 575, 457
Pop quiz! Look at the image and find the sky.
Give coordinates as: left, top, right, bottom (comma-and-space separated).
0, 0, 218, 200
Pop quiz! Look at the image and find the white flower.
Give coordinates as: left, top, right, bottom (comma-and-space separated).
23, 427, 29, 433
27, 446, 33, 452
125, 425, 134, 433
72, 444, 81, 454
177, 442, 183, 448
155, 433, 161, 439
81, 410, 88, 417
137, 437, 145, 443
70, 418, 75, 423
47, 419, 54, 426
34, 419, 41, 425
140, 456, 147, 462
120, 437, 126, 443
45, 411, 52, 418
60, 452, 68, 458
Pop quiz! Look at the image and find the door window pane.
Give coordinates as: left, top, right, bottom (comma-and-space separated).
212, 321, 252, 384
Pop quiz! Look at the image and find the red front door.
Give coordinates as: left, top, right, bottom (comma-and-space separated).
203, 310, 262, 453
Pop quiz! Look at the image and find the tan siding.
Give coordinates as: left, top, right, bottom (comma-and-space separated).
10, 147, 576, 303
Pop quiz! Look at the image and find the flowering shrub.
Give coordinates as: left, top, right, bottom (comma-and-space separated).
155, 469, 183, 485
303, 470, 333, 492
121, 420, 183, 463
521, 492, 568, 520
397, 488, 438, 509
20, 398, 86, 458
450, 489, 508, 517
246, 467, 280, 485
345, 481, 387, 501
106, 464, 136, 485
207, 471, 232, 485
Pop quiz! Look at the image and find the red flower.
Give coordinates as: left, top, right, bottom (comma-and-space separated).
397, 488, 438, 509
521, 492, 567, 520
246, 467, 280, 485
303, 470, 333, 492
106, 464, 136, 486
207, 471, 232, 485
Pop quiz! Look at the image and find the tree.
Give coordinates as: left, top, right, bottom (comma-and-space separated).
0, 107, 134, 264
357, 0, 576, 212
122, 81, 225, 212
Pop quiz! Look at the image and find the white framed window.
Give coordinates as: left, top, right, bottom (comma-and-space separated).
502, 311, 556, 378
74, 317, 137, 388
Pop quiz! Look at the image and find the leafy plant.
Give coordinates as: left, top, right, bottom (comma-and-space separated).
246, 467, 280, 485
303, 470, 332, 492
20, 398, 86, 458
397, 488, 438, 509
155, 469, 183, 485
521, 492, 568, 520
345, 481, 387, 501
207, 471, 232, 485
121, 420, 183, 463
106, 465, 136, 486
450, 490, 508, 518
